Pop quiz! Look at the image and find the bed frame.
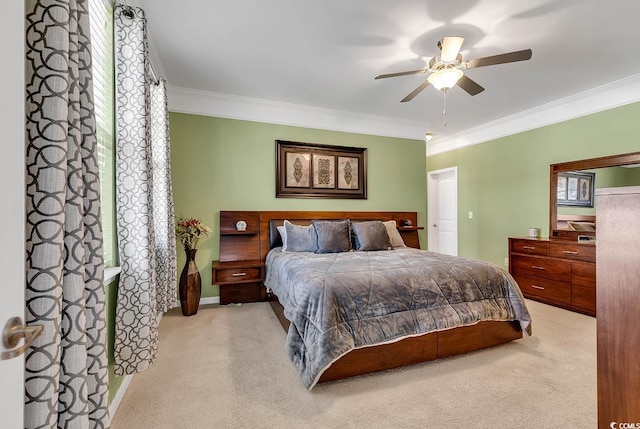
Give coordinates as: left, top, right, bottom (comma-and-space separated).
256, 210, 523, 383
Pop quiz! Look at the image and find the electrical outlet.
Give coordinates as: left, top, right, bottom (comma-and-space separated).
468, 211, 473, 219
504, 257, 509, 267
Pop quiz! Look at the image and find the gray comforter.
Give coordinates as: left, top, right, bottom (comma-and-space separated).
264, 247, 532, 389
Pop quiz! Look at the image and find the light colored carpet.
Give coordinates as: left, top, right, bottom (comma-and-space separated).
110, 299, 596, 429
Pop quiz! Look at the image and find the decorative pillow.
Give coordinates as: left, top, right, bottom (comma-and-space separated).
282, 220, 318, 252
312, 220, 351, 253
383, 220, 406, 248
351, 221, 392, 251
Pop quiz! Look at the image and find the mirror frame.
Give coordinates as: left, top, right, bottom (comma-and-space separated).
550, 151, 640, 239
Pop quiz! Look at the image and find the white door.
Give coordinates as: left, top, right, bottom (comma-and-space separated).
0, 1, 26, 427
428, 167, 458, 255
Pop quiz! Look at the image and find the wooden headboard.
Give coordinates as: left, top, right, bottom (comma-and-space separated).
216, 210, 421, 304
257, 211, 420, 262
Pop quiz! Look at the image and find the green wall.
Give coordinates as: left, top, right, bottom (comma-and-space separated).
106, 279, 122, 403
426, 101, 640, 268
169, 113, 427, 298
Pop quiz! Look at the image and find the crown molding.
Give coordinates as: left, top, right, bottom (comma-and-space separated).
167, 73, 640, 155
167, 86, 427, 141
427, 73, 640, 156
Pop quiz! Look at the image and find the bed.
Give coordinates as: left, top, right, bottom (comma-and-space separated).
257, 211, 531, 389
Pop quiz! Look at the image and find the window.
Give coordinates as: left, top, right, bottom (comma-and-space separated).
89, 0, 116, 267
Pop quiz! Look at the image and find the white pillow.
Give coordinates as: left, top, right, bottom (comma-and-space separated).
383, 220, 406, 248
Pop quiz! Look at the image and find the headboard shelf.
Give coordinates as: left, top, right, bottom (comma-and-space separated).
219, 211, 261, 262
220, 230, 258, 236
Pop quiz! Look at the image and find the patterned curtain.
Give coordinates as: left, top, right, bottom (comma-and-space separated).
151, 78, 178, 314
113, 5, 177, 375
24, 0, 109, 427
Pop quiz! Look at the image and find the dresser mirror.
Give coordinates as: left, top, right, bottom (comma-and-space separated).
549, 151, 640, 239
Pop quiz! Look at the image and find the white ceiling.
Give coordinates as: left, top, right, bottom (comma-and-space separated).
133, 0, 640, 150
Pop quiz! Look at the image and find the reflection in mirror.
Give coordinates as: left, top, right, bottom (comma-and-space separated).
550, 152, 640, 239
557, 171, 595, 208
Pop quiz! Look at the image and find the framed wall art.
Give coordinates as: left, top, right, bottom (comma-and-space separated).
276, 140, 367, 199
557, 171, 595, 207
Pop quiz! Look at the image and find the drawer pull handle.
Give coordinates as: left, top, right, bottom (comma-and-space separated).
531, 265, 545, 270
563, 250, 579, 255
531, 285, 545, 290
232, 272, 247, 277
522, 246, 535, 250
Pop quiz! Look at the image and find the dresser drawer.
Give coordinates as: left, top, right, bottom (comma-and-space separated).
514, 274, 571, 305
572, 284, 596, 315
510, 239, 549, 256
213, 267, 262, 284
549, 242, 595, 262
572, 261, 596, 288
511, 255, 571, 282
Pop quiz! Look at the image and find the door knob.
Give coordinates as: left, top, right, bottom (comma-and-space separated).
1, 317, 43, 360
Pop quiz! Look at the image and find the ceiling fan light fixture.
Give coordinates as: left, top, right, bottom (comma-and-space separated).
427, 68, 463, 91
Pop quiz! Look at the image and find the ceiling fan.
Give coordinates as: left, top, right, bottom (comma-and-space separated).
375, 37, 532, 102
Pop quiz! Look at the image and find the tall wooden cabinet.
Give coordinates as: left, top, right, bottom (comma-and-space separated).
596, 186, 640, 427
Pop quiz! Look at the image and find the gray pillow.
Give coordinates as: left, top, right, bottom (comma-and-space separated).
312, 220, 351, 253
283, 220, 318, 252
351, 221, 392, 251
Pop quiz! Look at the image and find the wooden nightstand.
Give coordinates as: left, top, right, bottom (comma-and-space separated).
212, 260, 265, 305
214, 211, 266, 304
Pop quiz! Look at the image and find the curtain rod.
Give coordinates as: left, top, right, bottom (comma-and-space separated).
148, 62, 159, 85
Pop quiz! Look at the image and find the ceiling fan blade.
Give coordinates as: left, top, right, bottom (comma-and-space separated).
440, 36, 464, 62
375, 68, 429, 79
401, 81, 430, 102
457, 75, 485, 96
465, 49, 532, 69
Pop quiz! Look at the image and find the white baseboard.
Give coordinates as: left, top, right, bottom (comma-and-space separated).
107, 373, 133, 426
199, 296, 220, 306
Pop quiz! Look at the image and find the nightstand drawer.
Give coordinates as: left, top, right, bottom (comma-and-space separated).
514, 274, 571, 305
220, 283, 263, 305
214, 267, 262, 284
511, 255, 571, 282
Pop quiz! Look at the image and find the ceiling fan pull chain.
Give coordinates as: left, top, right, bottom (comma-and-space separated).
443, 91, 447, 127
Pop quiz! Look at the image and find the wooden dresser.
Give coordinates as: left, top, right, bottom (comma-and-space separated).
508, 237, 596, 316
596, 186, 640, 426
